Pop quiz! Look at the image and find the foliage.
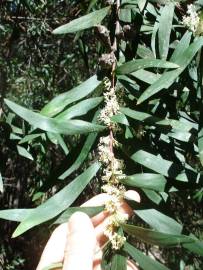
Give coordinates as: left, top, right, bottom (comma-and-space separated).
1, 0, 203, 269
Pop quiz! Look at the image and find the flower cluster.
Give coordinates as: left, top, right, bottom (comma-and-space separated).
182, 4, 200, 33
98, 135, 127, 250
98, 78, 120, 127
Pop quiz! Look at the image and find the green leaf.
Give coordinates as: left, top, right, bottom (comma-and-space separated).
5, 99, 105, 135
135, 209, 182, 234
131, 150, 188, 182
59, 111, 99, 179
12, 162, 101, 237
198, 128, 203, 166
0, 209, 33, 222
41, 75, 101, 117
111, 113, 129, 126
56, 97, 103, 121
131, 70, 161, 84
53, 7, 110, 34
124, 242, 169, 270
138, 37, 203, 103
122, 224, 194, 247
142, 189, 162, 204
135, 209, 203, 256
170, 31, 192, 63
183, 235, 203, 256
120, 173, 166, 192
111, 253, 127, 270
0, 172, 3, 193
137, 45, 155, 59
121, 107, 195, 132
137, 0, 147, 12
54, 206, 104, 224
116, 59, 179, 75
17, 145, 34, 161
158, 3, 174, 60
59, 132, 97, 179
46, 133, 69, 155
19, 133, 44, 144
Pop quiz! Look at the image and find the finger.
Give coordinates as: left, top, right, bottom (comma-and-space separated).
124, 190, 141, 203
63, 212, 96, 270
36, 223, 68, 270
82, 193, 110, 226
82, 193, 110, 207
83, 191, 140, 227
94, 193, 141, 247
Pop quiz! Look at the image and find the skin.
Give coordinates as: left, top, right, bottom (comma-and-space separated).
36, 191, 140, 270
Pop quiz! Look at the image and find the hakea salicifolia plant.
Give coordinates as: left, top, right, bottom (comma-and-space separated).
97, 79, 128, 250
182, 4, 200, 34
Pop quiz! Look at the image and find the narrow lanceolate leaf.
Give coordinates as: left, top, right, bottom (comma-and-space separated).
138, 37, 203, 104
121, 107, 195, 132
122, 224, 195, 247
41, 75, 101, 117
0, 209, 33, 222
135, 209, 203, 256
135, 209, 182, 234
120, 173, 166, 192
116, 59, 179, 75
5, 99, 105, 135
53, 7, 110, 34
158, 3, 174, 60
111, 253, 127, 270
59, 111, 100, 179
124, 242, 169, 270
59, 132, 98, 179
142, 189, 162, 205
131, 150, 188, 182
17, 145, 34, 161
56, 97, 103, 121
54, 206, 104, 224
183, 235, 203, 256
12, 162, 101, 237
170, 31, 192, 63
111, 113, 129, 126
131, 70, 161, 85
198, 128, 203, 166
0, 172, 3, 193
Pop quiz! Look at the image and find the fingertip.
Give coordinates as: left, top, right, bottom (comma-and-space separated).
125, 190, 141, 203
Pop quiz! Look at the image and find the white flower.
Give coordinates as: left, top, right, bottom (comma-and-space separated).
98, 136, 114, 164
110, 233, 126, 250
98, 79, 120, 127
102, 183, 126, 198
105, 195, 121, 213
182, 4, 200, 33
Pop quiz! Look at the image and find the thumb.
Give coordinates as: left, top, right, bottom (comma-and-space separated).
63, 212, 96, 270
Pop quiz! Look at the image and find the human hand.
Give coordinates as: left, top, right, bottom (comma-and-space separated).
36, 191, 140, 270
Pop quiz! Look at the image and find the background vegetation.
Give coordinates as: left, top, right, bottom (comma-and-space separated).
0, 0, 203, 269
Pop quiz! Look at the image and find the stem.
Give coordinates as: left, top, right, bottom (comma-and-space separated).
109, 0, 120, 156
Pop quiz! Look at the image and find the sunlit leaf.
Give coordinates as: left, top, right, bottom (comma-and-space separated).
121, 173, 166, 191
12, 162, 101, 237
41, 75, 102, 117
116, 59, 179, 75
124, 242, 169, 270
53, 7, 110, 34
54, 206, 104, 224
5, 99, 105, 135
122, 224, 194, 246
138, 37, 203, 103
158, 3, 174, 59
